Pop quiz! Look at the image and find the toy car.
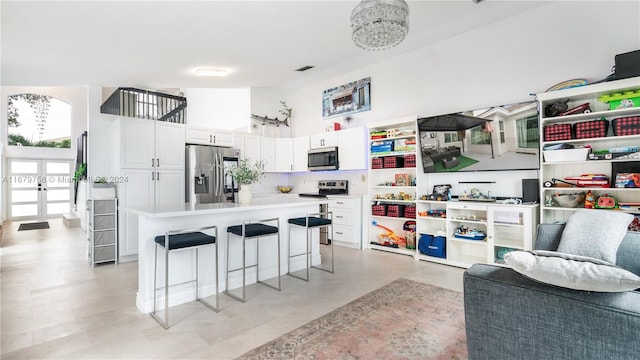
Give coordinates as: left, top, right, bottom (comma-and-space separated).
558, 102, 591, 116
564, 174, 610, 187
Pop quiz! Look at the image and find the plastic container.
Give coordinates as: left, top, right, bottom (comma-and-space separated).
598, 90, 640, 110
543, 148, 590, 162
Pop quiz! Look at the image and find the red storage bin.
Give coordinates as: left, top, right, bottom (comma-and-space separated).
386, 204, 405, 218
404, 205, 416, 219
612, 116, 640, 136
372, 204, 387, 216
371, 158, 383, 169
544, 123, 573, 141
573, 119, 609, 139
383, 156, 404, 168
404, 154, 416, 168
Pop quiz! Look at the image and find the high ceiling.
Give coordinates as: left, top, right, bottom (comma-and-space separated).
1, 1, 547, 90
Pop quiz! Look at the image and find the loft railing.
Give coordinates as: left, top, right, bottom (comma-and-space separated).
100, 87, 187, 123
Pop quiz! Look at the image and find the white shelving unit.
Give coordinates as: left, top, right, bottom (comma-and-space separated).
537, 76, 640, 224
367, 116, 418, 257
87, 198, 118, 267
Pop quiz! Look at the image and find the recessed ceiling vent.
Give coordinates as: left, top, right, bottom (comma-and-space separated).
295, 65, 315, 72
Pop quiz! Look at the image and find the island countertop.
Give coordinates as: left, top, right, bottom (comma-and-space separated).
120, 196, 328, 218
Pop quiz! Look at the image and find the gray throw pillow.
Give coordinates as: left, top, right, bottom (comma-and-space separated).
557, 209, 633, 263
505, 250, 640, 292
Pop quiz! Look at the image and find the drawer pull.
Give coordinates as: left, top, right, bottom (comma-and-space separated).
336, 201, 344, 205
336, 231, 343, 235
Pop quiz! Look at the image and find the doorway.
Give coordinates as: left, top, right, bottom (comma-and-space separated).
7, 159, 73, 220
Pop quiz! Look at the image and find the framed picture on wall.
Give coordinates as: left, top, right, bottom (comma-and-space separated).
322, 77, 371, 119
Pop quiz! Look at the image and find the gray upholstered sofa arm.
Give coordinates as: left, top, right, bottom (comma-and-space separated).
463, 264, 640, 360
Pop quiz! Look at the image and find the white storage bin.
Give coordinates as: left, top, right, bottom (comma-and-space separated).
543, 148, 590, 162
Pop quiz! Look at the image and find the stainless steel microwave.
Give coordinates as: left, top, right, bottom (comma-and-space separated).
308, 146, 339, 171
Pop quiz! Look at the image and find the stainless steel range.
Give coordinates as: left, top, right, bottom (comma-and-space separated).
299, 180, 348, 244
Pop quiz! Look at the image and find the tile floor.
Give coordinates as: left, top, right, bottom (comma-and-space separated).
1, 219, 465, 359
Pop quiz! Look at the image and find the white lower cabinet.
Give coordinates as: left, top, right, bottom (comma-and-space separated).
415, 201, 538, 268
328, 196, 363, 249
117, 168, 184, 261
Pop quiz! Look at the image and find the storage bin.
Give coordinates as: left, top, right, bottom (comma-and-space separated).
383, 156, 404, 168
94, 230, 116, 246
386, 204, 405, 217
404, 205, 416, 219
372, 204, 387, 216
371, 158, 383, 169
418, 234, 446, 258
543, 148, 590, 162
573, 119, 609, 139
404, 154, 416, 168
612, 116, 640, 136
598, 89, 640, 110
544, 123, 573, 141
371, 140, 393, 154
393, 138, 416, 152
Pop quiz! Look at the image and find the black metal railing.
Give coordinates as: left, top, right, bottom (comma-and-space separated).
100, 87, 187, 123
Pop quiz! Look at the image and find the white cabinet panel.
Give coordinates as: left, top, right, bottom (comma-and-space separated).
242, 135, 262, 162
120, 118, 155, 169
310, 132, 338, 148
155, 170, 185, 205
292, 136, 310, 172
212, 130, 234, 147
275, 138, 293, 172
186, 126, 234, 147
338, 127, 367, 170
119, 169, 154, 258
155, 122, 185, 170
261, 137, 276, 172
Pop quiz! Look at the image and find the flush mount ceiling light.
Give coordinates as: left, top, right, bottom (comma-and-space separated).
351, 0, 409, 51
194, 67, 230, 77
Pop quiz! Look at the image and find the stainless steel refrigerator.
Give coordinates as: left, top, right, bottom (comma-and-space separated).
185, 145, 241, 204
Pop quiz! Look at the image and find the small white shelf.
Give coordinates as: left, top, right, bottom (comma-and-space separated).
368, 244, 415, 256
449, 237, 487, 246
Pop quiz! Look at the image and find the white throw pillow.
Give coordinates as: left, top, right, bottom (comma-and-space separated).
557, 209, 633, 264
504, 250, 640, 292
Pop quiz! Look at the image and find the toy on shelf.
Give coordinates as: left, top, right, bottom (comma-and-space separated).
371, 221, 404, 248
584, 190, 595, 209
564, 174, 610, 188
595, 194, 617, 209
454, 225, 487, 241
558, 102, 591, 116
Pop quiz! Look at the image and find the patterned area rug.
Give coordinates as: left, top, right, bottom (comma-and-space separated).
235, 278, 467, 359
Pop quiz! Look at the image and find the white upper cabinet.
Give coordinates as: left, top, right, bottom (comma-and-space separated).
275, 138, 294, 172
337, 127, 367, 170
310, 132, 338, 148
292, 136, 310, 172
260, 137, 276, 172
118, 117, 185, 170
186, 125, 233, 147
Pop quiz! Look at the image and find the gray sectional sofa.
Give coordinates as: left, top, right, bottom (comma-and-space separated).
463, 223, 640, 360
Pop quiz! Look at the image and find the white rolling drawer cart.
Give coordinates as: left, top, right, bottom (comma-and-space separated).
87, 198, 118, 267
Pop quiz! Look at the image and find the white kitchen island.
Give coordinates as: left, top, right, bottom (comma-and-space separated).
121, 197, 328, 313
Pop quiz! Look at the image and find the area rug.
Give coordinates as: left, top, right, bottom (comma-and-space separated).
17, 221, 50, 231
235, 278, 467, 360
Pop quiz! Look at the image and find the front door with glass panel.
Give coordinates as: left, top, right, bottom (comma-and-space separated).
8, 159, 73, 220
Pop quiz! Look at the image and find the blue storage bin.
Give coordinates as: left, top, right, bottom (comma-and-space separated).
418, 233, 446, 258
371, 140, 393, 154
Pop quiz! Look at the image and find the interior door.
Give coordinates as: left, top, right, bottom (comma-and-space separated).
8, 159, 73, 220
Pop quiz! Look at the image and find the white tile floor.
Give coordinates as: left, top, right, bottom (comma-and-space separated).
0, 219, 465, 359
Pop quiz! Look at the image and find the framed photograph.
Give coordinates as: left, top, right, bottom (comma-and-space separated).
322, 77, 371, 118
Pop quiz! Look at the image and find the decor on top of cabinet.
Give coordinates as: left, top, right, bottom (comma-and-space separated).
421, 184, 452, 201
458, 181, 495, 202
322, 77, 371, 118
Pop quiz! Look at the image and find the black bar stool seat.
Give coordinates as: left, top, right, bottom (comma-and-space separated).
287, 212, 334, 282
225, 218, 281, 303
151, 226, 219, 329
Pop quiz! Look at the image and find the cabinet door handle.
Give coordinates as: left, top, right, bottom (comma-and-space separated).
336, 215, 344, 219
156, 158, 159, 167
210, 134, 213, 143
213, 135, 216, 143
152, 158, 155, 167
152, 172, 155, 181
336, 201, 344, 205
336, 231, 343, 235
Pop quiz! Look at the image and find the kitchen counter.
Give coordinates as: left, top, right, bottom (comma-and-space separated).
121, 197, 328, 313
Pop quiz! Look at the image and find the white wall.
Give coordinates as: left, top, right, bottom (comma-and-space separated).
184, 88, 251, 132
283, 1, 640, 198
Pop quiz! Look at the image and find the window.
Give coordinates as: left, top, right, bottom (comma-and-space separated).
7, 94, 71, 148
499, 121, 505, 143
516, 115, 539, 149
443, 132, 460, 143
470, 126, 491, 145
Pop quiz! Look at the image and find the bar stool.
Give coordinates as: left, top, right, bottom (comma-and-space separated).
224, 218, 281, 303
287, 211, 334, 281
151, 225, 219, 329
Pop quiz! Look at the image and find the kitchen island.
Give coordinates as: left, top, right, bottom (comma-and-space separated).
121, 197, 329, 313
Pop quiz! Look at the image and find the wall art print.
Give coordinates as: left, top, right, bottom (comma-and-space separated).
322, 77, 371, 119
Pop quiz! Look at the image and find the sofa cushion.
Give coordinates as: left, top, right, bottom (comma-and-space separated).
557, 209, 633, 263
504, 250, 640, 292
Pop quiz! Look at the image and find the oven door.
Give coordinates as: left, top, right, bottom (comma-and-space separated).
308, 147, 339, 171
